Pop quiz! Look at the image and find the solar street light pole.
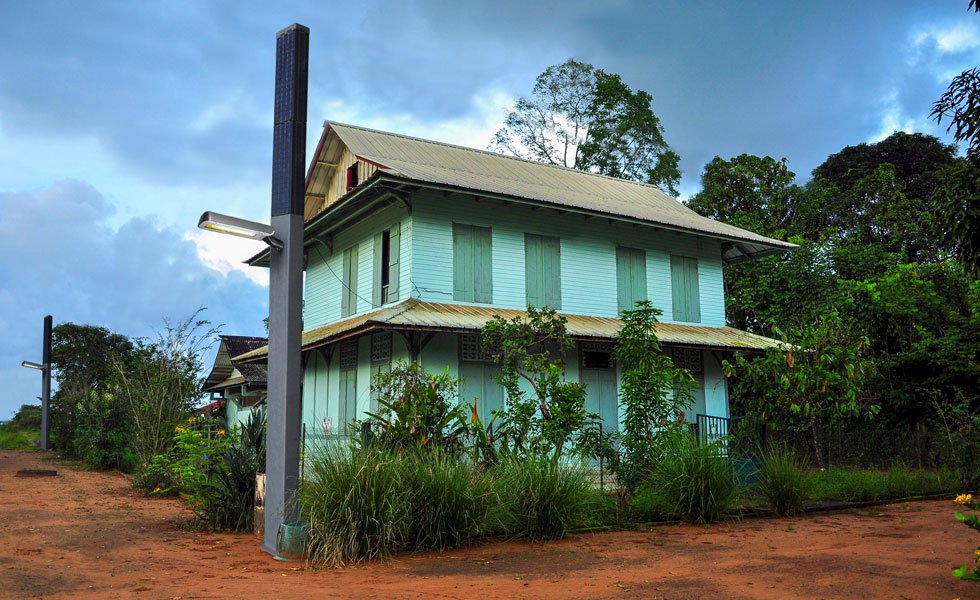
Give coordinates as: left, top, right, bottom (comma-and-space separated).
262, 23, 308, 557
41, 315, 51, 451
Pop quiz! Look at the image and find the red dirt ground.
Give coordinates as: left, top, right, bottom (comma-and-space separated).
0, 449, 977, 600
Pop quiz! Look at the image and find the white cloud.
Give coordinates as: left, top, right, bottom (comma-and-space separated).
184, 230, 269, 287
190, 90, 269, 134
868, 89, 931, 143
317, 88, 515, 151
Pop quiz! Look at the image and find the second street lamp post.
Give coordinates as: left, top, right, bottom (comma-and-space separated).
197, 23, 308, 558
21, 315, 52, 451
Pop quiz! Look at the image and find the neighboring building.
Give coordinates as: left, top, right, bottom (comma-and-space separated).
236, 122, 794, 446
203, 335, 268, 428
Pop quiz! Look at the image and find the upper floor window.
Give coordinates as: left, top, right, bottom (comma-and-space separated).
453, 223, 493, 303
616, 246, 647, 313
670, 255, 701, 323
525, 233, 561, 309
346, 162, 359, 192
341, 245, 359, 318
373, 224, 400, 307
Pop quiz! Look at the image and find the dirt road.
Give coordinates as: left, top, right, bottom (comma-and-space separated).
0, 450, 976, 599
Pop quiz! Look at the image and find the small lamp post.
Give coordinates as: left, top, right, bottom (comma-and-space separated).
21, 315, 52, 450
198, 23, 308, 558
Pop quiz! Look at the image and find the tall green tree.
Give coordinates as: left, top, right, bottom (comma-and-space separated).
49, 323, 134, 454
491, 59, 681, 195
931, 2, 980, 277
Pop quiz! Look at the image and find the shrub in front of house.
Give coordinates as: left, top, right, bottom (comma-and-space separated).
638, 432, 741, 524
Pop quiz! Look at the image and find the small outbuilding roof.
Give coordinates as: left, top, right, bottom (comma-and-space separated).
234, 299, 782, 363
203, 335, 269, 392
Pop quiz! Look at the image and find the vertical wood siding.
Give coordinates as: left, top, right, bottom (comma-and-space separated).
410, 192, 726, 326
302, 204, 412, 330
305, 146, 379, 220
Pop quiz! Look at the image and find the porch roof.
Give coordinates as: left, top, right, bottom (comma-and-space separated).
233, 299, 782, 362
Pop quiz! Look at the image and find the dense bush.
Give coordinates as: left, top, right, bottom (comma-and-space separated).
0, 405, 42, 450
495, 455, 598, 540
193, 410, 266, 531
753, 445, 811, 516
74, 391, 131, 471
639, 433, 740, 524
366, 362, 469, 455
7, 405, 41, 431
139, 411, 265, 531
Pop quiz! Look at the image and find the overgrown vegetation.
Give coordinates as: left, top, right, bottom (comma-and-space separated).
808, 465, 959, 502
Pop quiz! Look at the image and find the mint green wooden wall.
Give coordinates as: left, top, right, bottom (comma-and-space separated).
408, 191, 726, 326
303, 204, 413, 330
299, 332, 730, 446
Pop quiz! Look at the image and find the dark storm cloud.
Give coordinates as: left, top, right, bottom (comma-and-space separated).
0, 180, 268, 418
1, 0, 974, 195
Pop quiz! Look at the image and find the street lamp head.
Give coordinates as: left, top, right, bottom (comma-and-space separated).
21, 360, 45, 371
198, 211, 282, 248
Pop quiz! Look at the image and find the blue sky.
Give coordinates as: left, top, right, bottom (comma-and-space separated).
1, 1, 977, 419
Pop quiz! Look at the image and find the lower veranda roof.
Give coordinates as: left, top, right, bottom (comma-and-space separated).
233, 299, 782, 362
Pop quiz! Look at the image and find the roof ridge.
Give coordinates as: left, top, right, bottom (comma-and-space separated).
326, 120, 681, 199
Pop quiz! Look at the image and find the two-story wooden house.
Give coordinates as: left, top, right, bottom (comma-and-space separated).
237, 122, 794, 444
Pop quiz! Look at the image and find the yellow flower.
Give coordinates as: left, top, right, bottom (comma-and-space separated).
174, 426, 186, 433
187, 417, 196, 423
974, 548, 980, 561
217, 429, 226, 436
955, 493, 973, 505
153, 487, 161, 494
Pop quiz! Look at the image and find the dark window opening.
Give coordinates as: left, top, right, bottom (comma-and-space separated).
380, 229, 391, 303
346, 162, 359, 191
582, 350, 613, 369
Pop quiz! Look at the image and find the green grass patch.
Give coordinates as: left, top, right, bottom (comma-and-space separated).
0, 425, 38, 449
809, 465, 961, 502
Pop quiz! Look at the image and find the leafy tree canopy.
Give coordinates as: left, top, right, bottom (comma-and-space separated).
491, 59, 681, 195
51, 322, 134, 390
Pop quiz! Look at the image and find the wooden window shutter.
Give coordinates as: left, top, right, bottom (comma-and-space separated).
387, 223, 400, 302
525, 233, 560, 309
471, 225, 492, 303
525, 233, 542, 307
372, 233, 384, 308
342, 245, 358, 317
453, 224, 474, 302
617, 247, 647, 313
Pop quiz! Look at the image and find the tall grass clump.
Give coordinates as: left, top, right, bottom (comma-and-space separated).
494, 455, 597, 540
301, 444, 498, 566
301, 446, 414, 566
640, 434, 740, 524
754, 444, 811, 516
406, 451, 496, 550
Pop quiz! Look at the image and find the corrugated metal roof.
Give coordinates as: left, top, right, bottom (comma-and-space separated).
203, 335, 269, 391
319, 122, 795, 262
234, 299, 782, 362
